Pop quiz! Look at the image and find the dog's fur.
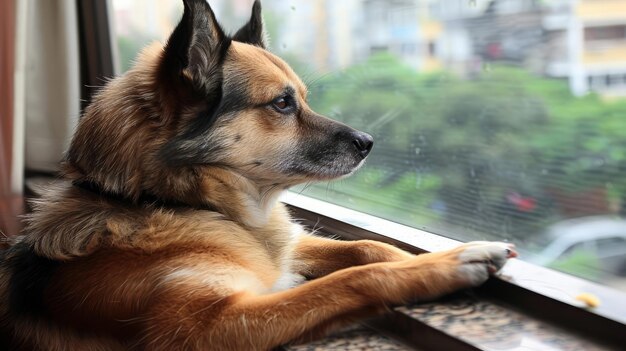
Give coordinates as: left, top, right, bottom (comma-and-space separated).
0, 1, 516, 350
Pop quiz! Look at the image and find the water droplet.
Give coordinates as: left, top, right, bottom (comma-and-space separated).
594, 158, 605, 167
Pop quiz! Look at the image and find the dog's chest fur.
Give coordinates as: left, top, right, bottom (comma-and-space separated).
239, 207, 306, 292
158, 213, 305, 294
22, 186, 305, 294
147, 205, 306, 294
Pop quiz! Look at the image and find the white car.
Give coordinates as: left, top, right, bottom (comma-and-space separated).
530, 216, 626, 277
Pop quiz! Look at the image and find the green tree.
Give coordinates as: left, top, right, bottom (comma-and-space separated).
305, 55, 553, 241
300, 55, 626, 246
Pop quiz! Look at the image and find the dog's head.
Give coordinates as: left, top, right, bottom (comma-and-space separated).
65, 0, 372, 206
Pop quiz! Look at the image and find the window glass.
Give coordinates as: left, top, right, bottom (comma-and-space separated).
595, 236, 626, 255
111, 0, 626, 291
562, 242, 587, 258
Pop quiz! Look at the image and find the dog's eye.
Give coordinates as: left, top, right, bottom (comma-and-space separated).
275, 98, 288, 110
271, 96, 294, 113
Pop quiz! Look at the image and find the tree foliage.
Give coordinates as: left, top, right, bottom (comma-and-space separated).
297, 53, 626, 245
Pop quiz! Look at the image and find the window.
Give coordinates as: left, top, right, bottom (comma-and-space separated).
585, 25, 626, 42
111, 0, 626, 294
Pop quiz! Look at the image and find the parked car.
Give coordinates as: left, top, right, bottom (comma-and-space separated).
529, 216, 626, 278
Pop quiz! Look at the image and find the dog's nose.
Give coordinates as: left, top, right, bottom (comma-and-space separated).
351, 132, 374, 158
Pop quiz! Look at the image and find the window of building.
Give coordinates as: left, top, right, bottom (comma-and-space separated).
585, 25, 626, 42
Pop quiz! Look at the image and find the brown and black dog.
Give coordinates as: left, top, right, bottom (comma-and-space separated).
0, 1, 516, 350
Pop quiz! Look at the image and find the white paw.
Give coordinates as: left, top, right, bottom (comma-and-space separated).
457, 241, 517, 287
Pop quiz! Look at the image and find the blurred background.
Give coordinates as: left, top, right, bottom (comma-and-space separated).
2, 0, 626, 291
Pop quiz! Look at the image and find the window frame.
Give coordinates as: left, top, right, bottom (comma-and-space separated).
76, 0, 116, 111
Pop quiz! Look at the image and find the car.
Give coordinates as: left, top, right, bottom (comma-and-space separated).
530, 216, 626, 278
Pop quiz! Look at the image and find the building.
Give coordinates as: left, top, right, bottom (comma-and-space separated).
434, 0, 626, 97
271, 0, 444, 72
576, 0, 626, 97
112, 0, 626, 97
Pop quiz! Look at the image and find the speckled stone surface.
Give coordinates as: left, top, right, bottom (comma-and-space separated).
398, 295, 617, 351
284, 325, 415, 351
284, 295, 618, 351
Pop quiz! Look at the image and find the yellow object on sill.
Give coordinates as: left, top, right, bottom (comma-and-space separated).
575, 293, 601, 308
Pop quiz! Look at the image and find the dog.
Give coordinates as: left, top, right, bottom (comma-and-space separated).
0, 1, 516, 350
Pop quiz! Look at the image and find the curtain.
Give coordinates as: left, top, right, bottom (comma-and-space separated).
24, 0, 81, 172
0, 0, 19, 237
0, 0, 80, 237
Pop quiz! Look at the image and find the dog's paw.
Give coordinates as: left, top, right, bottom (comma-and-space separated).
455, 241, 517, 287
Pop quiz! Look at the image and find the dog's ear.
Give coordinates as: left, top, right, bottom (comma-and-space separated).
162, 0, 231, 92
232, 0, 266, 48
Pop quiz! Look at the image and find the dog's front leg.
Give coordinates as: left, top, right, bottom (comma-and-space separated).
143, 242, 515, 351
292, 234, 414, 278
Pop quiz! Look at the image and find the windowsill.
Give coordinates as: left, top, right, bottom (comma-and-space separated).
369, 293, 618, 351
281, 192, 625, 348
284, 325, 415, 351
